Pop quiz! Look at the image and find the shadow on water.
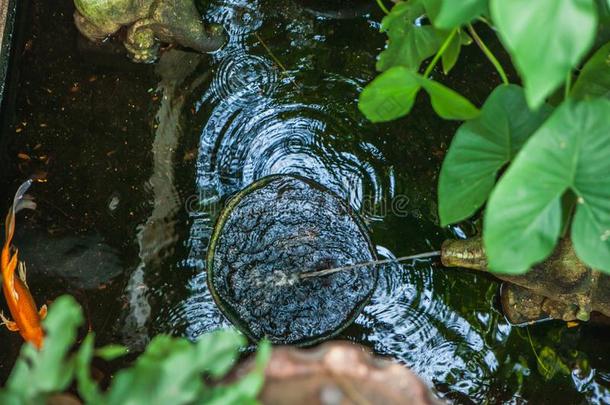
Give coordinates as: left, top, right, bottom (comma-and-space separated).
1, 0, 610, 403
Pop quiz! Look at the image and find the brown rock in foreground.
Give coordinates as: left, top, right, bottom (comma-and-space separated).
234, 342, 443, 405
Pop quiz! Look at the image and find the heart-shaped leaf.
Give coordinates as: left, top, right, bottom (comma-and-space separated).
359, 67, 420, 122
571, 41, 610, 100
377, 1, 440, 72
359, 66, 479, 122
416, 75, 480, 119
484, 99, 610, 273
423, 0, 488, 29
438, 85, 552, 226
490, 0, 598, 108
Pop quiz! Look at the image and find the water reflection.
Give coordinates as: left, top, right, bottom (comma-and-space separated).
178, 0, 395, 338
175, 0, 501, 400
157, 0, 609, 402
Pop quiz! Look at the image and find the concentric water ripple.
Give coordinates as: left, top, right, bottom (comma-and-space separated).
170, 0, 510, 401
205, 0, 263, 48
211, 51, 278, 105
356, 247, 500, 400
197, 101, 389, 211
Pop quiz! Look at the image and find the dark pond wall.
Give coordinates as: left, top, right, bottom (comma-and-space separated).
0, 0, 16, 190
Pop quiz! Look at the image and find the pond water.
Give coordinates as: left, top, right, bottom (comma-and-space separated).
1, 0, 610, 403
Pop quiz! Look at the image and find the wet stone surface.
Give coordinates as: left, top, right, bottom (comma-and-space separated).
208, 175, 377, 344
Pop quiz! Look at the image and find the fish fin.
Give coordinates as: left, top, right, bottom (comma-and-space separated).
0, 312, 19, 332
6, 180, 35, 240
12, 180, 33, 211
38, 305, 47, 320
14, 197, 36, 214
4, 209, 15, 248
17, 261, 28, 287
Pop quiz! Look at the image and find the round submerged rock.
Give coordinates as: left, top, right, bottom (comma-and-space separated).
207, 174, 377, 345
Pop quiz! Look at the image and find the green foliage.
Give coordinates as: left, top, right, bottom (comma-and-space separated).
571, 41, 610, 100
525, 327, 590, 381
359, 66, 420, 122
5, 296, 82, 403
0, 296, 270, 405
536, 347, 572, 380
376, 1, 439, 72
490, 0, 598, 108
422, 0, 487, 29
361, 0, 610, 275
440, 29, 471, 74
359, 66, 479, 122
485, 99, 610, 273
438, 85, 552, 226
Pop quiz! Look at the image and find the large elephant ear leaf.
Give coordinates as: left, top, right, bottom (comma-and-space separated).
571, 41, 610, 100
484, 99, 610, 274
377, 1, 439, 72
490, 0, 598, 109
438, 85, 552, 226
422, 0, 488, 29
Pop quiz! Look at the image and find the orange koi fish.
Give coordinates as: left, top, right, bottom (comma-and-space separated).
0, 180, 46, 348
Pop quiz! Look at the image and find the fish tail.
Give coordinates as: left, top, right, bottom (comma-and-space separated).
4, 180, 36, 249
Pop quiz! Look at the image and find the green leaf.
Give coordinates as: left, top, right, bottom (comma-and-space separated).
105, 329, 246, 405
359, 66, 479, 122
484, 99, 610, 273
440, 29, 473, 74
76, 334, 104, 404
438, 85, 552, 225
95, 344, 129, 361
416, 75, 480, 119
490, 0, 598, 109
537, 347, 571, 380
423, 0, 487, 29
6, 295, 83, 402
359, 66, 420, 122
204, 340, 271, 405
377, 1, 439, 71
571, 41, 610, 100
194, 329, 247, 378
105, 336, 202, 405
441, 32, 460, 74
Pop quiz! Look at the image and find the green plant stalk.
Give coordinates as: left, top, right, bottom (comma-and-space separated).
423, 28, 458, 78
376, 0, 390, 14
467, 24, 509, 85
527, 327, 550, 376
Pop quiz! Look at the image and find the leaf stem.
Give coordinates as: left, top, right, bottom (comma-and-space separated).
467, 24, 509, 85
564, 71, 572, 100
376, 0, 390, 14
527, 327, 550, 376
423, 28, 458, 78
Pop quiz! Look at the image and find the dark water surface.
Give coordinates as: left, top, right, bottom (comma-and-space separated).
1, 0, 609, 403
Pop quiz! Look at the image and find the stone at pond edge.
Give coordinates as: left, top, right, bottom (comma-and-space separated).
207, 174, 378, 345
229, 342, 444, 405
72, 0, 225, 63
441, 237, 610, 323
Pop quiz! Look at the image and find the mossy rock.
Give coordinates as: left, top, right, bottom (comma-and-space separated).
207, 174, 377, 345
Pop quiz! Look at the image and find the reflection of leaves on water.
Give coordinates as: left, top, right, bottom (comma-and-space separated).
524, 326, 593, 383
